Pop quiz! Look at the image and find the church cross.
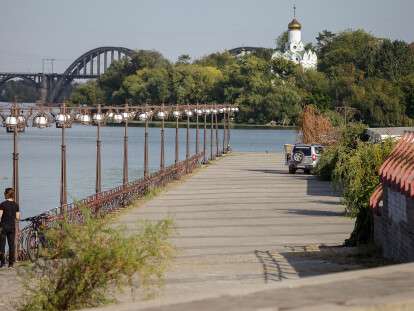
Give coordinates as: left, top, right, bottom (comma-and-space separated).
293, 4, 296, 18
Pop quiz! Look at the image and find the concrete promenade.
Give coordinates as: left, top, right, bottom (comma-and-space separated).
102, 152, 359, 309
4, 152, 414, 311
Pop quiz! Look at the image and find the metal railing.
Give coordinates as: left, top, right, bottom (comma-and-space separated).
17, 152, 204, 261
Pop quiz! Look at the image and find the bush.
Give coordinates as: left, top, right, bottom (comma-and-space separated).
315, 123, 395, 245
21, 208, 175, 311
334, 140, 395, 245
315, 123, 367, 181
314, 146, 340, 181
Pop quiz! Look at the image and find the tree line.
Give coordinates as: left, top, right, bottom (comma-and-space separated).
70, 29, 414, 127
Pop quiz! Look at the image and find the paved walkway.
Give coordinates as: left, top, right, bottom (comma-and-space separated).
104, 152, 355, 308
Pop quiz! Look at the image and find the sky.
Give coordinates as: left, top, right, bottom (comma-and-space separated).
0, 0, 413, 73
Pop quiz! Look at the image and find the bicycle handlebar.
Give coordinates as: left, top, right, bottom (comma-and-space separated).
21, 213, 50, 222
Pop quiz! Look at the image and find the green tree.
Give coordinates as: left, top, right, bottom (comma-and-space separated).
294, 68, 332, 110
276, 31, 288, 52
99, 50, 170, 104
221, 55, 301, 124
194, 51, 236, 69
318, 30, 379, 75
176, 54, 191, 65
0, 80, 39, 102
371, 40, 414, 81
170, 64, 223, 103
399, 73, 414, 118
70, 81, 104, 106
121, 67, 170, 104
351, 78, 407, 126
315, 30, 336, 52
270, 57, 298, 79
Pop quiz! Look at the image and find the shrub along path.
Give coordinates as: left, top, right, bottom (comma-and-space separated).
103, 152, 356, 309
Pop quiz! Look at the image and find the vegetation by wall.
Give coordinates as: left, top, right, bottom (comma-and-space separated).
315, 125, 395, 245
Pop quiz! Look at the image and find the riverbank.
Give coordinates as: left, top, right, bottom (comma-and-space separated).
105, 120, 297, 130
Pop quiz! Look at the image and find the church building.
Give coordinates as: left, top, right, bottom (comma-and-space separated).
271, 14, 318, 70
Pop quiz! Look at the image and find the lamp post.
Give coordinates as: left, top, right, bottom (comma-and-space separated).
210, 107, 214, 161
139, 107, 149, 178
174, 105, 180, 165
195, 104, 200, 155
122, 103, 129, 185
227, 108, 231, 152
185, 107, 193, 173
13, 107, 19, 205
221, 107, 226, 154
214, 106, 219, 157
158, 105, 166, 171
94, 104, 103, 194
57, 102, 69, 213
203, 107, 208, 164
4, 103, 21, 204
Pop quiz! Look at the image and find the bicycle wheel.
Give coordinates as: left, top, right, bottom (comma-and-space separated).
26, 230, 39, 262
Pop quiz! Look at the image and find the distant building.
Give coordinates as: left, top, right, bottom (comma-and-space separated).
366, 127, 414, 142
271, 16, 317, 70
228, 47, 270, 58
228, 8, 318, 70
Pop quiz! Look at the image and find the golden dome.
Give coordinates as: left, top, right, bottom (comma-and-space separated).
288, 18, 302, 30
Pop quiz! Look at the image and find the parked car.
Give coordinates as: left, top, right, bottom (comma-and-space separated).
286, 144, 324, 174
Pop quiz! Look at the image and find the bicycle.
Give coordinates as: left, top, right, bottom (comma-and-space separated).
20, 213, 50, 262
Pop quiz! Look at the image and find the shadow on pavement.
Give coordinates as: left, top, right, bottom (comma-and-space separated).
245, 168, 339, 197
254, 245, 379, 283
279, 208, 346, 217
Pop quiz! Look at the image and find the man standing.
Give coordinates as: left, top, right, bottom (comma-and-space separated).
0, 188, 20, 268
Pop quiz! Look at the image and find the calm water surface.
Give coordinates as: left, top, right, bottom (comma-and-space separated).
0, 125, 297, 216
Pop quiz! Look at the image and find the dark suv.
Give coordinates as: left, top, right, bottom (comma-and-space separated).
287, 144, 324, 174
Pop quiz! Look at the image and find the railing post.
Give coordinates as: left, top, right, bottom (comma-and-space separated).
122, 103, 129, 185
95, 104, 102, 194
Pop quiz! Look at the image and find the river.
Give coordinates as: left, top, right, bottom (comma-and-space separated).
0, 125, 297, 216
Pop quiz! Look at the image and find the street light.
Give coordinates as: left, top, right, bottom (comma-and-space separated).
122, 104, 129, 186
139, 110, 150, 178
112, 112, 123, 124
185, 108, 193, 172
94, 105, 103, 194
33, 114, 49, 128
158, 108, 166, 171
203, 107, 209, 163
55, 103, 72, 213
174, 109, 181, 164
195, 107, 203, 155
210, 108, 216, 160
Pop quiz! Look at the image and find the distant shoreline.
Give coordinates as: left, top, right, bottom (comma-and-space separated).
106, 120, 298, 130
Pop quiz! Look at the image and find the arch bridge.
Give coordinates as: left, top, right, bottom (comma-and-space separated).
0, 46, 135, 103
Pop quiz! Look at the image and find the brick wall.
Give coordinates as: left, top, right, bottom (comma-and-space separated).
374, 186, 414, 262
